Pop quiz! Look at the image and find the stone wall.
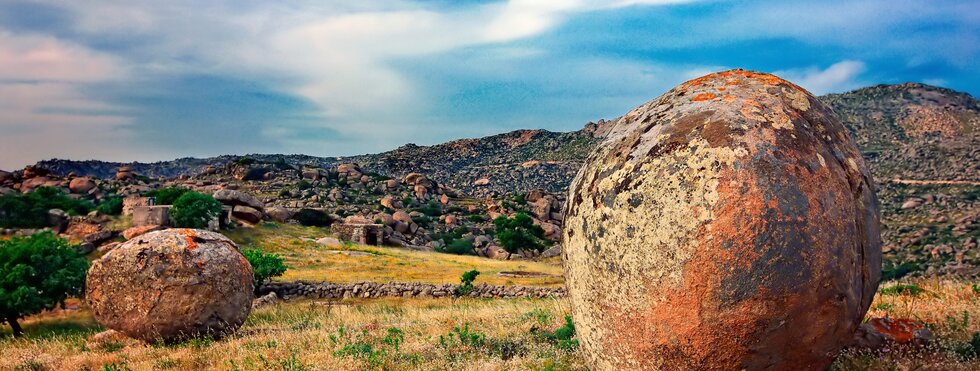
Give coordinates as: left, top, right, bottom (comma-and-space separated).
258, 280, 566, 300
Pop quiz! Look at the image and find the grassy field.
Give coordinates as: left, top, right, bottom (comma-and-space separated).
222, 223, 565, 287
1, 297, 581, 370
1, 280, 978, 370
2, 223, 978, 370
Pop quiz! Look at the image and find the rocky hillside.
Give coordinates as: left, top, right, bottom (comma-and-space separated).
822, 82, 979, 182
21, 83, 979, 278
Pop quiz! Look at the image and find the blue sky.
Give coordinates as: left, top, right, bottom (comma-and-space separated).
0, 0, 977, 169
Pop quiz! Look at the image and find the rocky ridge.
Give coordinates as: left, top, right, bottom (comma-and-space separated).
11, 82, 979, 278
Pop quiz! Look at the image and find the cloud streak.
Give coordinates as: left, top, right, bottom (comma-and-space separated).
0, 0, 976, 169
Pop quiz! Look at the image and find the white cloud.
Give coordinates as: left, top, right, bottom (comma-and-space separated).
775, 60, 866, 95
0, 31, 134, 169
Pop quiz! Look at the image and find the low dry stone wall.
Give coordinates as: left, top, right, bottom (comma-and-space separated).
258, 281, 566, 300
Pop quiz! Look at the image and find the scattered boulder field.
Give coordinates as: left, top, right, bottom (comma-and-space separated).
15, 80, 978, 278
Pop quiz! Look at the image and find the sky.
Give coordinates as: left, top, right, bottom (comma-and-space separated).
0, 0, 977, 170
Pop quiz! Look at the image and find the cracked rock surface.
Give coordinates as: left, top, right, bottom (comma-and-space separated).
86, 229, 254, 343
563, 69, 881, 370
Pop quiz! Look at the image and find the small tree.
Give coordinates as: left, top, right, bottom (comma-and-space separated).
452, 270, 480, 303
149, 187, 189, 205
242, 249, 288, 295
169, 191, 223, 229
0, 232, 88, 337
493, 212, 549, 253
95, 196, 124, 215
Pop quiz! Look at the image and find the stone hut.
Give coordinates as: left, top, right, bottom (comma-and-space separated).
132, 205, 171, 227
331, 223, 384, 246
122, 197, 152, 216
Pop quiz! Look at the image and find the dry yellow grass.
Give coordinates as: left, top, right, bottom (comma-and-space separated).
223, 223, 565, 287
1, 297, 582, 370
1, 279, 978, 370
832, 279, 980, 370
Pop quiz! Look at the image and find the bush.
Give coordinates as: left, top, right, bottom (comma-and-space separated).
539, 315, 578, 351
169, 192, 223, 229
452, 270, 480, 302
881, 260, 922, 281
493, 212, 549, 253
0, 232, 88, 337
416, 201, 442, 217
148, 187, 189, 205
242, 249, 288, 295
236, 157, 256, 165
437, 239, 474, 255
0, 187, 94, 228
293, 209, 334, 227
95, 196, 123, 215
296, 179, 313, 190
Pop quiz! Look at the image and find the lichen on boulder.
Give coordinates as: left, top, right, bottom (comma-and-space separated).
86, 229, 254, 343
562, 69, 881, 370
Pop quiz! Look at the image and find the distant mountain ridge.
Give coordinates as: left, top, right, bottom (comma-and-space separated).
34, 83, 979, 196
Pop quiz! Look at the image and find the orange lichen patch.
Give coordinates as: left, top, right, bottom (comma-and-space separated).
684, 73, 718, 87
867, 318, 928, 344
692, 93, 717, 102
180, 229, 200, 251
731, 69, 787, 86
717, 87, 727, 92
722, 95, 737, 102
725, 80, 740, 86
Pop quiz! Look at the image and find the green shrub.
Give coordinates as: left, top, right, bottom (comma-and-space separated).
493, 212, 549, 253
413, 215, 433, 228
148, 187, 189, 205
539, 315, 579, 351
296, 180, 312, 190
236, 157, 256, 165
293, 209, 333, 227
879, 284, 925, 296
0, 232, 88, 337
96, 196, 124, 215
438, 323, 485, 348
416, 201, 442, 217
955, 332, 980, 360
0, 187, 94, 228
169, 192, 222, 229
437, 239, 474, 255
881, 260, 922, 281
242, 249, 288, 294
452, 270, 480, 302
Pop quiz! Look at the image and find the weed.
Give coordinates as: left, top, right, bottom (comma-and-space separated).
452, 270, 480, 303
439, 323, 486, 349
954, 332, 980, 360
101, 358, 131, 371
879, 284, 925, 296
536, 315, 579, 351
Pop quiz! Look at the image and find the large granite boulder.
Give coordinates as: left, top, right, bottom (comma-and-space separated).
69, 177, 96, 194
86, 229, 254, 343
213, 189, 264, 211
563, 69, 881, 370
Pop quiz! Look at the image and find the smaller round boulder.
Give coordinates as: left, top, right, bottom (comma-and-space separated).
86, 229, 254, 343
69, 177, 97, 194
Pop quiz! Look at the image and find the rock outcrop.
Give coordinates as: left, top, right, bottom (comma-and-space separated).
85, 229, 254, 343
563, 69, 882, 370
